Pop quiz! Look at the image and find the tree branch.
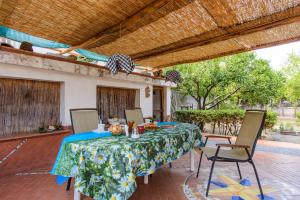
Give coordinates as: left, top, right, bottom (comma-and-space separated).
207, 87, 241, 109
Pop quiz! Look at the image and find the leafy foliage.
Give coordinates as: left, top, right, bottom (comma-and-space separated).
281, 53, 300, 78
171, 52, 284, 109
281, 53, 300, 105
285, 73, 300, 105
174, 109, 277, 134
297, 112, 300, 121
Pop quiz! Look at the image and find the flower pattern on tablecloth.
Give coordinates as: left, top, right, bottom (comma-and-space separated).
52, 123, 201, 200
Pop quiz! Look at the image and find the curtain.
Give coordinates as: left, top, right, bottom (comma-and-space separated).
0, 78, 60, 136
97, 87, 136, 123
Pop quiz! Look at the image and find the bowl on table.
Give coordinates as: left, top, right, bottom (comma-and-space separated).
109, 124, 123, 136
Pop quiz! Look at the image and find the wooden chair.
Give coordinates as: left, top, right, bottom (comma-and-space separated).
196, 110, 266, 198
66, 108, 100, 191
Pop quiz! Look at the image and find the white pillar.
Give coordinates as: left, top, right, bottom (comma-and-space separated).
144, 175, 149, 184
74, 187, 81, 200
190, 149, 195, 172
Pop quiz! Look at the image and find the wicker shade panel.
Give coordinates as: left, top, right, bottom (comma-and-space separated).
137, 20, 300, 67
1, 0, 300, 68
91, 0, 300, 57
137, 39, 243, 67
90, 1, 217, 56
235, 20, 300, 48
225, 0, 300, 24
201, 0, 300, 27
0, 0, 154, 45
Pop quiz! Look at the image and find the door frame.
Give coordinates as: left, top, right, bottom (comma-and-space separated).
153, 86, 165, 121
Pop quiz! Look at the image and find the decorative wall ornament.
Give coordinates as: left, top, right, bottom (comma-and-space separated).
98, 68, 104, 77
75, 65, 80, 73
145, 86, 151, 98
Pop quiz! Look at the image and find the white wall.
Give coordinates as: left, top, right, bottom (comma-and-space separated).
164, 87, 172, 116
0, 63, 154, 125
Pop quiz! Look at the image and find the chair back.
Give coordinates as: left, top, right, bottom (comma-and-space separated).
70, 108, 99, 134
235, 110, 266, 158
125, 108, 144, 125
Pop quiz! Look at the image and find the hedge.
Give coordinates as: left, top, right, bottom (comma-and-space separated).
174, 109, 277, 135
297, 112, 300, 121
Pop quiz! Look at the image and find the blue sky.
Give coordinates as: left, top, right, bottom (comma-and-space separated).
255, 41, 300, 70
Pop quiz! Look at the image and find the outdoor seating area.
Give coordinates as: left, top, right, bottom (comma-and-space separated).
52, 109, 200, 200
1, 1, 300, 200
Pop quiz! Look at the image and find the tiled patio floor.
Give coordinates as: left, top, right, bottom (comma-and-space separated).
0, 139, 300, 200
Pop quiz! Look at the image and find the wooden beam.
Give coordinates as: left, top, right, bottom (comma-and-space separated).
132, 5, 300, 61
61, 0, 195, 54
152, 34, 300, 69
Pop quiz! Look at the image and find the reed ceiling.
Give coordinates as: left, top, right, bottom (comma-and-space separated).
1, 0, 300, 68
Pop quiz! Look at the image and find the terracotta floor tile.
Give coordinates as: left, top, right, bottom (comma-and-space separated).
1, 135, 300, 200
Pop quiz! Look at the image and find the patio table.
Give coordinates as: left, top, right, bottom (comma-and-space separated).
52, 123, 201, 200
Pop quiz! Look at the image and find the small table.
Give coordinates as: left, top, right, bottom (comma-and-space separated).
52, 123, 201, 200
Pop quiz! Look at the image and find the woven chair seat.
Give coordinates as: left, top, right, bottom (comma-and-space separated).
201, 146, 248, 161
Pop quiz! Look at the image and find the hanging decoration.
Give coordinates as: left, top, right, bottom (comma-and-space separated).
165, 70, 181, 83
106, 54, 135, 75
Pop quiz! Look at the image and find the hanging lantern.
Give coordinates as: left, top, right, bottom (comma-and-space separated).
165, 70, 181, 83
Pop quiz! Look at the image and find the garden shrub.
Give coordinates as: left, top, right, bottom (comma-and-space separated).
174, 109, 277, 135
297, 112, 300, 121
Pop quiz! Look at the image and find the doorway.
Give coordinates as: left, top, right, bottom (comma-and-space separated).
153, 86, 164, 122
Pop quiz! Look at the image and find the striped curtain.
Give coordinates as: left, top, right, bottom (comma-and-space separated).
97, 87, 136, 123
0, 78, 60, 136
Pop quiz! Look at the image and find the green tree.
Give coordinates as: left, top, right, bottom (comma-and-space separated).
282, 52, 300, 78
173, 52, 284, 109
239, 59, 285, 106
281, 53, 300, 106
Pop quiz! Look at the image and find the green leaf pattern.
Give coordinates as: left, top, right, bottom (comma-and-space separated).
53, 123, 201, 200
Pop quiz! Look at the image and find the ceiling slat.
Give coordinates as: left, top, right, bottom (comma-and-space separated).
132, 5, 300, 62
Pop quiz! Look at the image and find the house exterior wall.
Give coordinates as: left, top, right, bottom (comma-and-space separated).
0, 49, 173, 125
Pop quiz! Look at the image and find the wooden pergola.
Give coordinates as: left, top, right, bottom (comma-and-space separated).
1, 0, 300, 68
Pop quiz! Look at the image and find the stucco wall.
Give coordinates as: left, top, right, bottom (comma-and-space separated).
0, 49, 175, 126
0, 63, 156, 125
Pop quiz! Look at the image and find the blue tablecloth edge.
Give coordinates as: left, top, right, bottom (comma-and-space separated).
157, 122, 177, 126
51, 131, 112, 185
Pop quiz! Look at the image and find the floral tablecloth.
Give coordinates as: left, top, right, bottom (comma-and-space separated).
52, 123, 201, 200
